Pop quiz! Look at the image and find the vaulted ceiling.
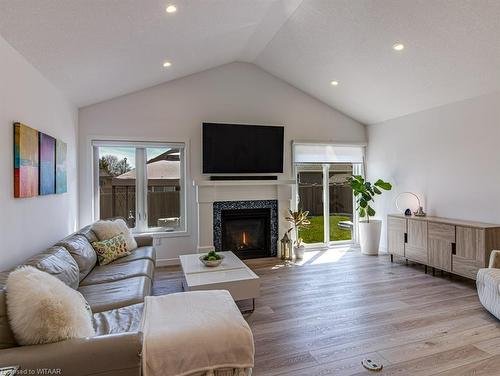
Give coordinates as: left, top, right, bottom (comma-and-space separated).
1, 0, 499, 124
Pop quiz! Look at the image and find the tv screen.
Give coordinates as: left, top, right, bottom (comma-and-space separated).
203, 123, 284, 174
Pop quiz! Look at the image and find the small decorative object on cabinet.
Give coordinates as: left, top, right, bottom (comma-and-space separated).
348, 175, 392, 255
387, 214, 500, 280
285, 209, 310, 260
280, 232, 292, 261
395, 192, 426, 217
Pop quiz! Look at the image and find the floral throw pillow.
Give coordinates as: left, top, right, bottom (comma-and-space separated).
92, 234, 131, 265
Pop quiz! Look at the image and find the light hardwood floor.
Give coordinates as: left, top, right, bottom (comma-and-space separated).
153, 249, 500, 376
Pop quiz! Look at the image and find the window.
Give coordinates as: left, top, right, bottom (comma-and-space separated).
93, 141, 186, 233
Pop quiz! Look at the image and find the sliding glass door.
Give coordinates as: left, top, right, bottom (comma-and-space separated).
296, 163, 354, 246
328, 164, 354, 242
297, 164, 325, 244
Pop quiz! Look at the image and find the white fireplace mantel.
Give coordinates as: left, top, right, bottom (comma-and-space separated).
194, 179, 295, 254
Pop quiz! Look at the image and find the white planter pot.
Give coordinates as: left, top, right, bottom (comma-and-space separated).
294, 245, 305, 260
359, 220, 382, 255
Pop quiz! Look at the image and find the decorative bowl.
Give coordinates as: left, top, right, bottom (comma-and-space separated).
199, 254, 224, 267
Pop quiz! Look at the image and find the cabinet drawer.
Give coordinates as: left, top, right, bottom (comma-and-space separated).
406, 245, 428, 264
428, 223, 455, 242
452, 255, 481, 280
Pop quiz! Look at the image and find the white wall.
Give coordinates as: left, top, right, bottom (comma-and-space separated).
367, 91, 500, 251
79, 62, 366, 263
0, 35, 78, 271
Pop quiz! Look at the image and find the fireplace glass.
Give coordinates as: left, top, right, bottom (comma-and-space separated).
221, 208, 271, 259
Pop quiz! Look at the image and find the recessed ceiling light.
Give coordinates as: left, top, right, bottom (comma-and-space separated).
392, 42, 405, 51
163, 61, 172, 68
330, 80, 339, 86
166, 5, 177, 13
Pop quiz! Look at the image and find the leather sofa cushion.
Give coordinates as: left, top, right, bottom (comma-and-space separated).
77, 224, 99, 244
79, 276, 151, 313
80, 259, 154, 286
57, 234, 97, 281
0, 289, 16, 349
113, 246, 156, 265
24, 246, 80, 289
92, 303, 144, 336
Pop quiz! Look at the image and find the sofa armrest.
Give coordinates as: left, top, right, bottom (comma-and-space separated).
0, 332, 142, 376
489, 250, 500, 269
135, 235, 153, 247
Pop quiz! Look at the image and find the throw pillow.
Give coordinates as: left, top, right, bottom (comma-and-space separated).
92, 219, 137, 252
114, 218, 138, 252
6, 266, 95, 345
92, 234, 131, 265
91, 220, 121, 241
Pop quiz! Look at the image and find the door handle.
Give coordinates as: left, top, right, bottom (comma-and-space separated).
451, 242, 456, 255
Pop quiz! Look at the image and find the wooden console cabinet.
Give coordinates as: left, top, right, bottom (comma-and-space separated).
387, 214, 500, 280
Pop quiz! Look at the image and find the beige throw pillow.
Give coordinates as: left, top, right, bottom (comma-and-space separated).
114, 218, 138, 251
92, 219, 137, 252
6, 266, 95, 345
91, 220, 121, 241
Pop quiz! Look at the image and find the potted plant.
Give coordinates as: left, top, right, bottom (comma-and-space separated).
285, 209, 311, 260
348, 175, 392, 255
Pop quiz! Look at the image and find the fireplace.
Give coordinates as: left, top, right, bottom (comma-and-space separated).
213, 200, 278, 259
221, 208, 270, 259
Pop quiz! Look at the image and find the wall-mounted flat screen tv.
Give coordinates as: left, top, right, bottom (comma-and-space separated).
203, 123, 284, 174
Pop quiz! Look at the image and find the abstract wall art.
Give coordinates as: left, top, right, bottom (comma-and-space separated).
13, 123, 67, 198
14, 123, 39, 198
55, 139, 68, 194
39, 132, 56, 195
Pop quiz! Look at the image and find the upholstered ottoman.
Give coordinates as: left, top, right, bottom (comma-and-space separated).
141, 290, 254, 376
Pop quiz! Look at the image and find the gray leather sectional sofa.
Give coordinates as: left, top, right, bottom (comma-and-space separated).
0, 223, 155, 375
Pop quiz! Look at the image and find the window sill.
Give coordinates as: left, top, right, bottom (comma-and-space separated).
134, 230, 190, 239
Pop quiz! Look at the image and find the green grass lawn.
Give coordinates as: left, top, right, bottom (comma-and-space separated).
299, 215, 352, 244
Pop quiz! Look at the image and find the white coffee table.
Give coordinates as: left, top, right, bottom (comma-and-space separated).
179, 251, 260, 312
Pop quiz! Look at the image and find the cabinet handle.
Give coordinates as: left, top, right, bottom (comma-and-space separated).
451, 242, 456, 255
404, 233, 408, 243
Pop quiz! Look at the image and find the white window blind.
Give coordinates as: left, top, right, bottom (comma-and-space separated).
293, 143, 364, 164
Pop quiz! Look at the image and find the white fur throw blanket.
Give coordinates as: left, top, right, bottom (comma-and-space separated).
141, 291, 254, 376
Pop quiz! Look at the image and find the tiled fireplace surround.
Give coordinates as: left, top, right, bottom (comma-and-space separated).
195, 180, 294, 256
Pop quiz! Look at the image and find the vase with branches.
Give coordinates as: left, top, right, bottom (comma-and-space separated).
285, 209, 311, 259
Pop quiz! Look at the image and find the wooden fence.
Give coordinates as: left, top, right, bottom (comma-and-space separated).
298, 184, 353, 217
100, 178, 180, 227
